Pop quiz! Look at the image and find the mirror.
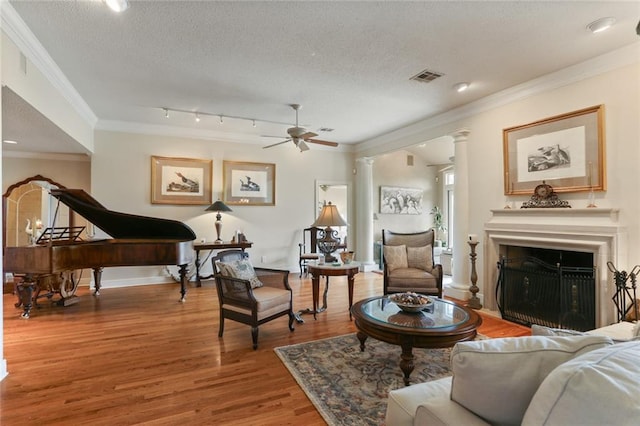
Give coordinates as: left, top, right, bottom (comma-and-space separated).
2, 175, 70, 248
315, 180, 350, 246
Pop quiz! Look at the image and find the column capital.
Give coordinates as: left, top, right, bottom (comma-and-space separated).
356, 157, 374, 165
452, 128, 471, 143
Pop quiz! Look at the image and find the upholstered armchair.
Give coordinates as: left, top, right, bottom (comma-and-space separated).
212, 249, 295, 349
382, 229, 443, 298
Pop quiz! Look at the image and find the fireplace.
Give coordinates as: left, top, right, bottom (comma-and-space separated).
497, 248, 596, 331
484, 208, 626, 328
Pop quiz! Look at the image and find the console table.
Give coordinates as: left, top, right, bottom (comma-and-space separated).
193, 241, 253, 286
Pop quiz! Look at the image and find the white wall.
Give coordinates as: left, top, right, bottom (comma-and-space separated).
359, 59, 640, 305
91, 130, 354, 286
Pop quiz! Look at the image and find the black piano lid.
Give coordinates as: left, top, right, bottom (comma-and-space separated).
50, 188, 196, 241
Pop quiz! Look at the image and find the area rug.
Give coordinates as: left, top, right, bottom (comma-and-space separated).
274, 333, 461, 425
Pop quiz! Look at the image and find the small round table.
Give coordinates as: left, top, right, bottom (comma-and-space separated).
302, 262, 360, 320
351, 296, 482, 385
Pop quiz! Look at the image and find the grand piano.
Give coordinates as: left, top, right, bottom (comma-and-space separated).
4, 188, 196, 318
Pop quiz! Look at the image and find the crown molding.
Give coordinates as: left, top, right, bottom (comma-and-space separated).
2, 151, 91, 162
1, 2, 98, 127
357, 42, 640, 154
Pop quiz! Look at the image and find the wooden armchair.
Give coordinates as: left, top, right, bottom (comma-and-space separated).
382, 229, 443, 298
212, 250, 295, 349
298, 226, 321, 277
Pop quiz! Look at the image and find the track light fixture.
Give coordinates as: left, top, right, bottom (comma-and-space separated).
158, 107, 293, 128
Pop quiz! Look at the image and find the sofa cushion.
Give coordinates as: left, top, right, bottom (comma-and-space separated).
406, 245, 433, 271
386, 377, 453, 426
522, 340, 640, 426
450, 335, 613, 426
384, 244, 408, 271
216, 259, 263, 289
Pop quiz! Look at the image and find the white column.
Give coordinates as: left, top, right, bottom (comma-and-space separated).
355, 157, 375, 271
446, 129, 472, 300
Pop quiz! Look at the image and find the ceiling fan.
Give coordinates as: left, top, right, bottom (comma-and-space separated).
263, 104, 338, 152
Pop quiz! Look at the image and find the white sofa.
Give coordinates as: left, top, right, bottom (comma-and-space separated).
386, 332, 640, 426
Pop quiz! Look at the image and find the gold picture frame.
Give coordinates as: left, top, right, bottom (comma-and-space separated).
223, 161, 275, 206
151, 156, 212, 205
503, 105, 605, 195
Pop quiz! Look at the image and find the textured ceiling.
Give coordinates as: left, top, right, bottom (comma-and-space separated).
3, 1, 640, 162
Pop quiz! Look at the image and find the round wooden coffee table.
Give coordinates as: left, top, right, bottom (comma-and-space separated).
351, 296, 482, 385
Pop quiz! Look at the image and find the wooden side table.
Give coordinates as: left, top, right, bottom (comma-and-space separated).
193, 241, 253, 286
301, 262, 360, 320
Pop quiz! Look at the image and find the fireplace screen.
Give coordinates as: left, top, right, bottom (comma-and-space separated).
497, 257, 596, 331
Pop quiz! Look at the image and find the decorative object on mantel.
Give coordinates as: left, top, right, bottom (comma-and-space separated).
467, 235, 482, 310
521, 181, 571, 208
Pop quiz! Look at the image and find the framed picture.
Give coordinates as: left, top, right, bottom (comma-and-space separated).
223, 161, 276, 206
151, 156, 212, 205
503, 105, 605, 195
380, 186, 423, 214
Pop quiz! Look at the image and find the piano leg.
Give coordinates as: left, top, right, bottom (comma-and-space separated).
17, 275, 36, 319
179, 264, 188, 302
92, 267, 104, 296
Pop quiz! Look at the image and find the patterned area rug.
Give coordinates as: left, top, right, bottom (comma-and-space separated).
274, 333, 456, 425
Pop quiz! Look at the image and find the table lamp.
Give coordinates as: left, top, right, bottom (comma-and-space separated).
205, 200, 232, 242
311, 201, 347, 262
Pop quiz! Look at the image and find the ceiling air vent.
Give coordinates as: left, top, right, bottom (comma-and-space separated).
410, 68, 444, 84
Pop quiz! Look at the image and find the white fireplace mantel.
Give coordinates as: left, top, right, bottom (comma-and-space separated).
483, 208, 627, 327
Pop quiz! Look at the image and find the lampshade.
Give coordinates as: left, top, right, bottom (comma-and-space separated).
312, 202, 347, 227
205, 200, 232, 213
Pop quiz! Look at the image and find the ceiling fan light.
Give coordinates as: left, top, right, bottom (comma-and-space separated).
104, 0, 129, 13
587, 17, 616, 33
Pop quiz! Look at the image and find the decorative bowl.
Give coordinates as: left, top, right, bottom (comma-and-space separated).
340, 251, 355, 264
389, 292, 433, 313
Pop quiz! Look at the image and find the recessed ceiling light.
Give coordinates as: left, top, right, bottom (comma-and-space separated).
453, 82, 469, 92
587, 17, 616, 34
3, 140, 18, 144
104, 0, 129, 13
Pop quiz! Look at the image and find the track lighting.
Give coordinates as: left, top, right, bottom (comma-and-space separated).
158, 107, 293, 127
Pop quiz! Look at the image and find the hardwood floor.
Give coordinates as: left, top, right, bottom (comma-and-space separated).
1, 272, 530, 425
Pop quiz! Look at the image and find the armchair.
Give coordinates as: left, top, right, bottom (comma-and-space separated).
298, 226, 321, 277
382, 229, 443, 298
212, 250, 295, 349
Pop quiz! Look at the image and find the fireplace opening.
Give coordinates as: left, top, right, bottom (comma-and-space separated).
497, 246, 596, 331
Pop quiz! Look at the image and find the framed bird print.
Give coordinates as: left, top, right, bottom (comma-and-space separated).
503, 105, 605, 195
151, 156, 212, 205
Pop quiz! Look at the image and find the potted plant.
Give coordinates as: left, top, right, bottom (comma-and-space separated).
430, 206, 447, 247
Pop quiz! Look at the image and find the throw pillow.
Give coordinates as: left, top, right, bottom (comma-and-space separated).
406, 245, 433, 271
216, 259, 263, 289
383, 244, 408, 272
522, 341, 640, 425
449, 335, 613, 426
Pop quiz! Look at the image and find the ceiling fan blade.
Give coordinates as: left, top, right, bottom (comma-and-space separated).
299, 131, 318, 140
261, 134, 287, 139
263, 139, 291, 149
306, 138, 339, 147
